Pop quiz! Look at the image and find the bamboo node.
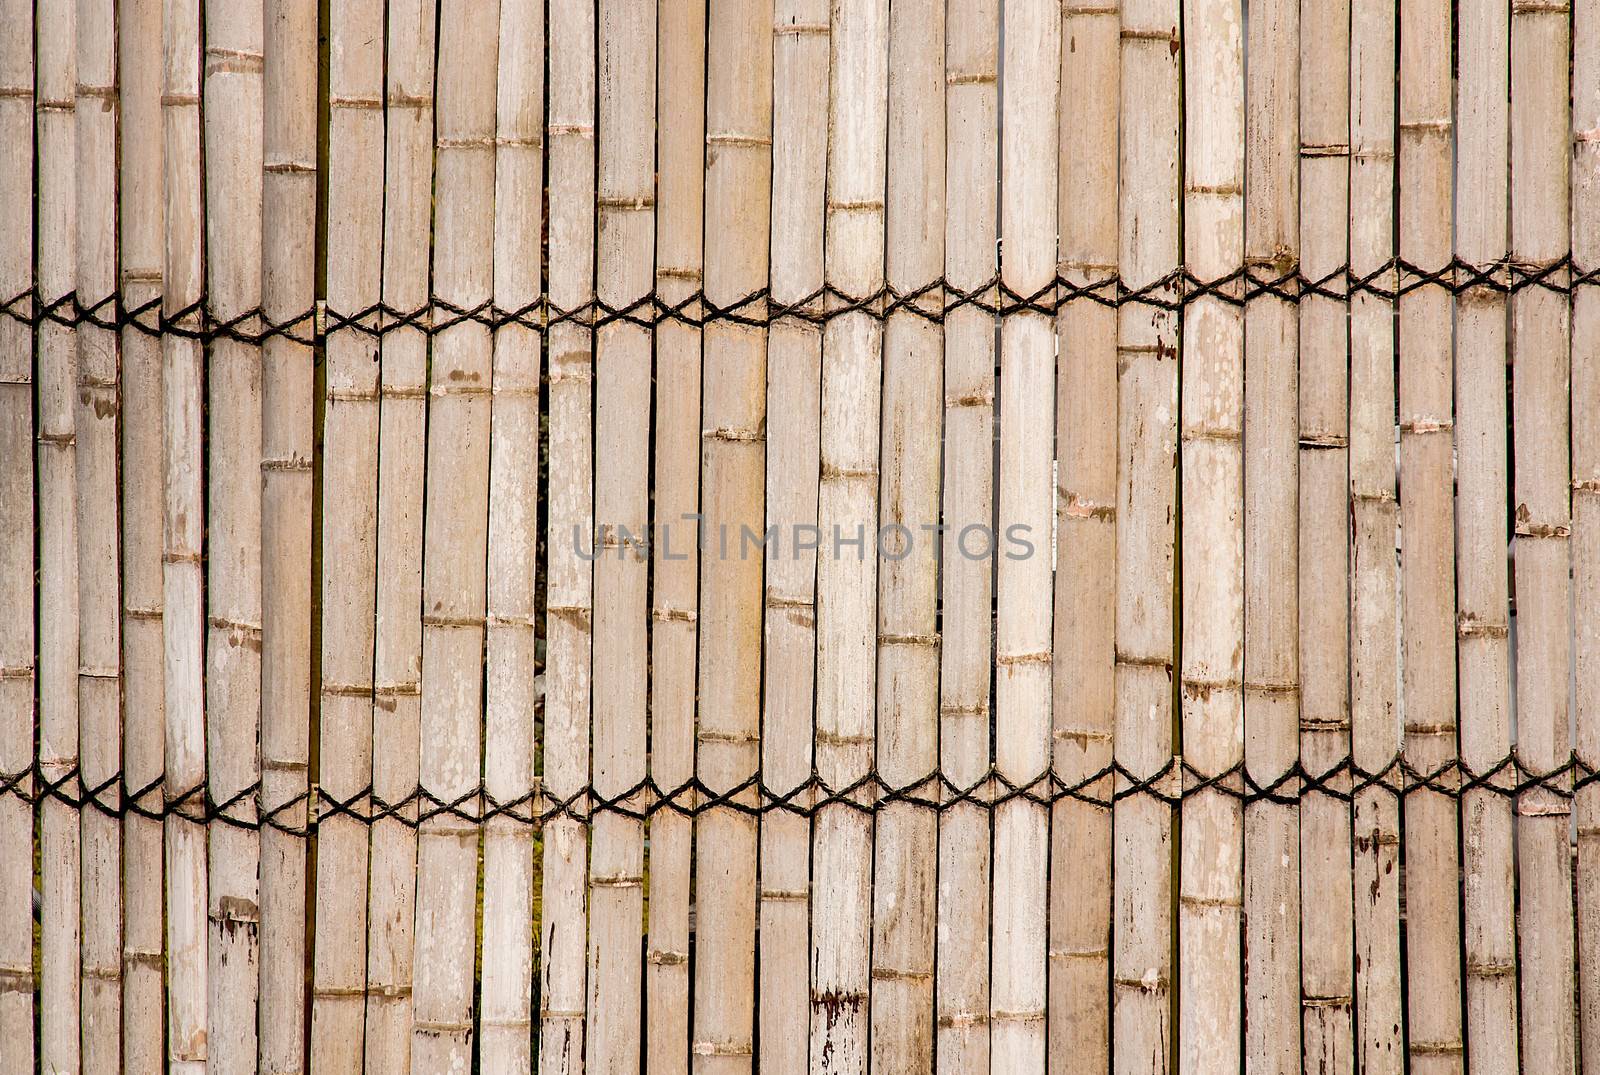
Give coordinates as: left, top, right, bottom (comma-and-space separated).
692, 1041, 754, 1057
990, 1008, 1046, 1023
1408, 1040, 1464, 1056
647, 949, 688, 965
880, 632, 939, 647
1465, 960, 1517, 978
1301, 994, 1353, 1008
871, 966, 933, 982
937, 1011, 988, 1028
773, 22, 830, 36
1456, 615, 1509, 639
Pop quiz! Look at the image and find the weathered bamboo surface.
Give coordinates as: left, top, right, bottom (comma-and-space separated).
0, 7, 1593, 1074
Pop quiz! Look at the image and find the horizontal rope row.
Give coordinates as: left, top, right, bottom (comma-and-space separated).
3, 751, 1595, 838
2, 256, 1597, 352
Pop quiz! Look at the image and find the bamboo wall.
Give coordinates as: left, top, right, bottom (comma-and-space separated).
1, 1, 1599, 1073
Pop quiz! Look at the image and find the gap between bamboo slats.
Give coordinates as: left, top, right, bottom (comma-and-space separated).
1349, 2, 1402, 1071
871, 2, 943, 1071
761, 0, 824, 1068
1511, 3, 1576, 1069
0, 0, 34, 1067
1296, 0, 1354, 1069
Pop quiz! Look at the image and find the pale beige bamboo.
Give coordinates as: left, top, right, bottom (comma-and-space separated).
1574, 2, 1600, 1069
479, 2, 541, 1070
411, 4, 498, 1068
694, 0, 769, 1066
936, 0, 996, 1070
540, 0, 594, 1061
259, 2, 316, 1069
75, 0, 121, 1069
1241, 1, 1300, 1070
993, 1, 1055, 1070
760, 0, 823, 1067
364, 2, 437, 1065
36, 1, 82, 1069
1455, 3, 1517, 1071
590, 0, 653, 1067
1511, 2, 1576, 1069
1177, 0, 1244, 1068
0, 0, 33, 1066
202, 1, 267, 1063
1296, 0, 1353, 1068
649, 0, 704, 1067
871, 1, 942, 1070
118, 0, 164, 1066
1112, 2, 1179, 1071
162, 0, 208, 1063
1051, 0, 1117, 1069
1349, 2, 1402, 1071
1397, 4, 1464, 1070
310, 0, 384, 1066
812, 0, 884, 1067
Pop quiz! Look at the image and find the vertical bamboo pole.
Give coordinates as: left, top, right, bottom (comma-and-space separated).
812, 0, 883, 1068
1348, 2, 1402, 1071
761, 0, 824, 1066
695, 0, 769, 1064
936, 0, 996, 1070
1456, 3, 1517, 1071
1574, 1, 1600, 1068
650, 0, 704, 1067
1051, 0, 1118, 1069
36, 0, 82, 1068
259, 1, 316, 1068
1241, 1, 1300, 1070
479, 2, 541, 1071
118, 0, 167, 1066
1511, 1, 1576, 1069
994, 0, 1056, 1070
162, 0, 209, 1062
411, 3, 498, 1068
590, 0, 653, 1067
1113, 0, 1179, 1071
0, 0, 33, 1067
76, 0, 121, 1068
871, 1, 942, 1070
1177, 0, 1243, 1067
364, 1, 436, 1065
540, 0, 594, 1060
1397, 3, 1464, 1069
1296, 0, 1353, 1068
310, 0, 384, 1065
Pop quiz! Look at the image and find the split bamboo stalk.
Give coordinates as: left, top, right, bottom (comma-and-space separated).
649, 0, 705, 1067
1397, 3, 1465, 1069
812, 0, 884, 1067
36, 0, 82, 1069
760, 0, 824, 1066
936, 0, 996, 1069
1511, 2, 1576, 1069
118, 0, 166, 1065
993, 0, 1056, 1070
871, 1, 942, 1071
1051, 0, 1118, 1068
540, 0, 595, 1061
75, 1, 121, 1069
203, 0, 267, 1062
1348, 2, 1402, 1071
590, 0, 654, 1067
364, 1, 437, 1065
310, 0, 384, 1065
0, 0, 33, 1066
1296, 0, 1354, 1068
478, 2, 542, 1071
1574, 1, 1600, 1068
695, 0, 770, 1064
1177, 0, 1244, 1068
411, 3, 498, 1068
162, 0, 209, 1062
1112, 1, 1179, 1071
1455, 3, 1518, 1071
258, 0, 317, 1067
1241, 1, 1301, 1070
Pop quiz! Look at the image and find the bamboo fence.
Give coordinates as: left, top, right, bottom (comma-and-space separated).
3, 4, 1599, 1074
